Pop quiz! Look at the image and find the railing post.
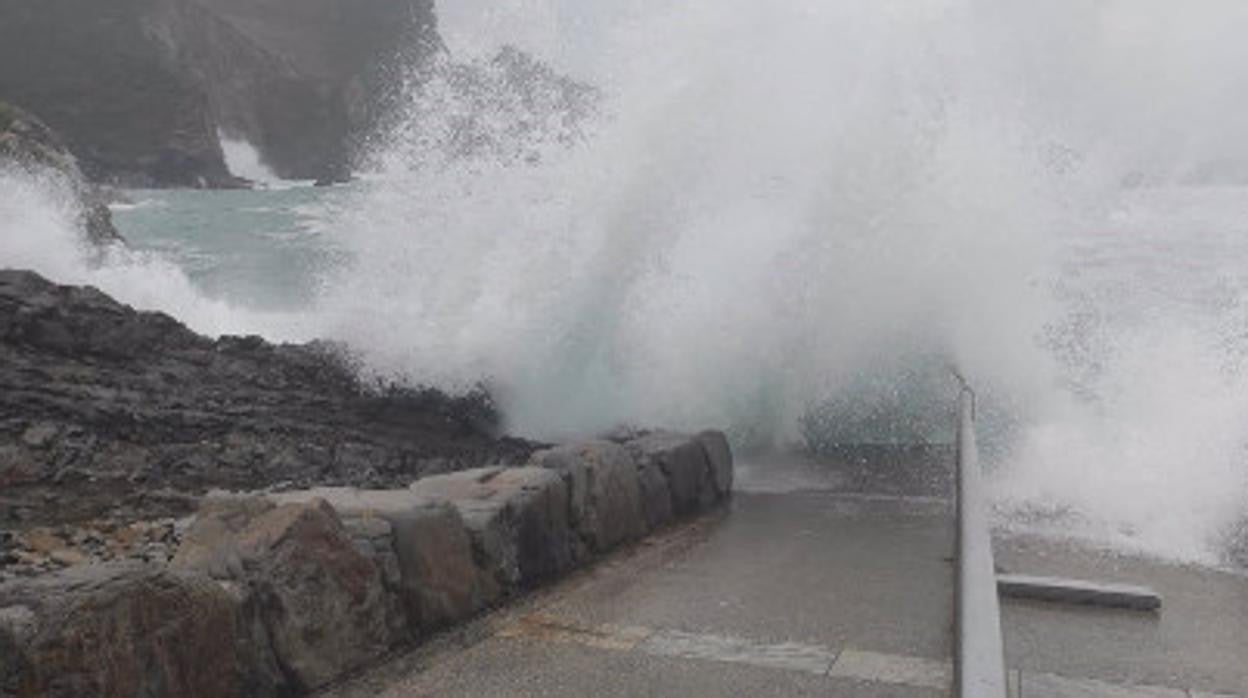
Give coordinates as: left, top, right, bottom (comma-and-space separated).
956, 387, 1008, 697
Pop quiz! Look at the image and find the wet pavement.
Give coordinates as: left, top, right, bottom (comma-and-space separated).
322, 448, 1247, 698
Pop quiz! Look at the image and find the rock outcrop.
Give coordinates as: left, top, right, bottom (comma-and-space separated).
0, 102, 122, 245
0, 0, 439, 186
0, 269, 536, 540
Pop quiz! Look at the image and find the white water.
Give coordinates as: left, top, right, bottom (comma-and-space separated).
319, 0, 1248, 566
219, 132, 294, 188
4, 0, 1248, 567
0, 166, 314, 340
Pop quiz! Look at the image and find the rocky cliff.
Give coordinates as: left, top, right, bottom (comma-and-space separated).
0, 269, 535, 539
0, 0, 438, 187
0, 102, 122, 245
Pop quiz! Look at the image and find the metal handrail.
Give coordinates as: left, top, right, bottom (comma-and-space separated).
955, 386, 1008, 697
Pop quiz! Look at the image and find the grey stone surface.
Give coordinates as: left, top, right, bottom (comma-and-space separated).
625, 431, 717, 517
697, 430, 734, 497
634, 445, 676, 530
170, 495, 276, 579
530, 441, 647, 557
387, 500, 498, 631
410, 467, 574, 591
173, 498, 402, 692
0, 562, 288, 698
271, 486, 501, 633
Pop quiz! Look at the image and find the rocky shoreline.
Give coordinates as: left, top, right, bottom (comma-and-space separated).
0, 271, 736, 697
0, 269, 537, 581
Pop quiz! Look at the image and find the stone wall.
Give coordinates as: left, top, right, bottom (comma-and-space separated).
0, 432, 733, 697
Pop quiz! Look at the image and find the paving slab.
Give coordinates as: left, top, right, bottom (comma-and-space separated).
997, 534, 1248, 696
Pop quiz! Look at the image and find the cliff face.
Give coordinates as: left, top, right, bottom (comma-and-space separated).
203, 0, 437, 181
0, 269, 535, 531
0, 0, 437, 187
0, 0, 226, 187
0, 102, 123, 245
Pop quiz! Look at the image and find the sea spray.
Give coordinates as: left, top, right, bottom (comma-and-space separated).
324, 0, 1061, 440
219, 132, 282, 187
320, 0, 1248, 565
0, 166, 316, 340
4, 0, 1246, 568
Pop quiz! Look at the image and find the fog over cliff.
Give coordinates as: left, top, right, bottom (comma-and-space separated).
0, 0, 439, 187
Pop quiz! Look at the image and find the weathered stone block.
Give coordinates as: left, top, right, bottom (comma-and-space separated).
530, 441, 647, 556
270, 487, 496, 633
410, 467, 573, 591
171, 495, 276, 579
626, 431, 716, 517
697, 430, 734, 498
0, 563, 287, 698
173, 497, 402, 692
388, 502, 497, 629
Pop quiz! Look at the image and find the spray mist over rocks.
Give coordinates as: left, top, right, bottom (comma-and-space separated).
0, 167, 317, 341
3, 0, 1247, 568
314, 0, 1248, 567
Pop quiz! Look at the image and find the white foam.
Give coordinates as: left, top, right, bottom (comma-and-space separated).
219, 131, 313, 190
322, 0, 1248, 565
0, 166, 316, 341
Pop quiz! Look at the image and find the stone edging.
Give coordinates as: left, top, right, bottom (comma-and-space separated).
0, 430, 733, 697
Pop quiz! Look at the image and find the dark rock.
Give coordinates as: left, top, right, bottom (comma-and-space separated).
0, 270, 539, 532
628, 443, 675, 531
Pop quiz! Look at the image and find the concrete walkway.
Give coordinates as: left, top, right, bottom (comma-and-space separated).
323, 448, 1248, 698
998, 534, 1248, 697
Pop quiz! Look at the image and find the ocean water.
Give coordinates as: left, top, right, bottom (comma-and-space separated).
4, 0, 1248, 569
115, 187, 347, 314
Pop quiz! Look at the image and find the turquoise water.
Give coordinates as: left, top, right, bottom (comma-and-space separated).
113, 186, 351, 312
